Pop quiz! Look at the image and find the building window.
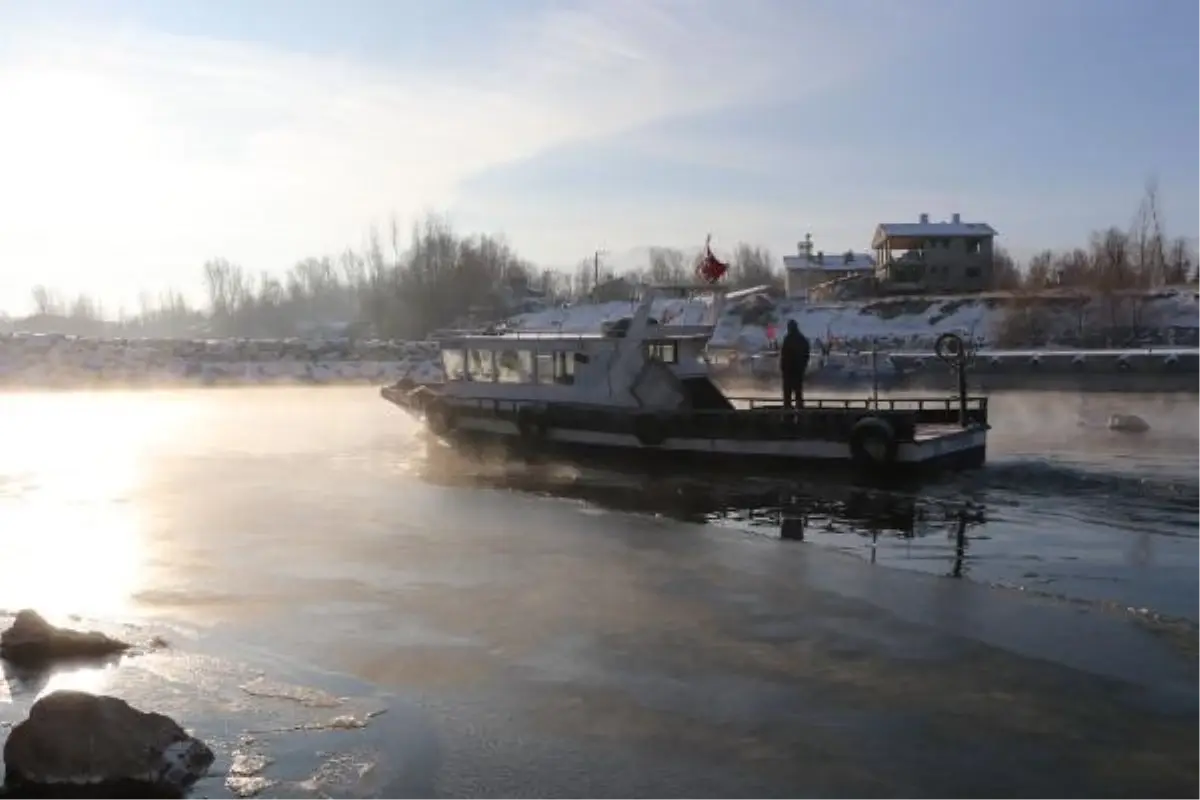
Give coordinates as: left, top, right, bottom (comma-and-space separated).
965, 266, 981, 279
966, 239, 981, 255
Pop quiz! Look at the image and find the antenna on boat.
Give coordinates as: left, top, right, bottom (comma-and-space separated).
870, 337, 880, 410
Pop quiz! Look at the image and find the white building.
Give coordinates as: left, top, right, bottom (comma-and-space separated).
782, 234, 876, 301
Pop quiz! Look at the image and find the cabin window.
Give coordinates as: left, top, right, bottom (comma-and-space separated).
645, 342, 678, 364
441, 348, 466, 380
466, 349, 495, 382
554, 351, 575, 385
535, 353, 555, 385
496, 349, 534, 383
516, 350, 534, 381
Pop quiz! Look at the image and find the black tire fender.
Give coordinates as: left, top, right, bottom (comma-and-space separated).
849, 416, 898, 467
516, 407, 549, 440
633, 414, 667, 447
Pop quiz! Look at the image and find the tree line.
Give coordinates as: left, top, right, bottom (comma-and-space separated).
8, 185, 1196, 340
993, 182, 1196, 293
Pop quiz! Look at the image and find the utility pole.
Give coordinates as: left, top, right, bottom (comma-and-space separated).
593, 249, 607, 289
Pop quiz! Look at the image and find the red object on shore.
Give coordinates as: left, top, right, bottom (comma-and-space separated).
695, 235, 729, 284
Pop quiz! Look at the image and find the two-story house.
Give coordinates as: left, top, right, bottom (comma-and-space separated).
871, 213, 998, 294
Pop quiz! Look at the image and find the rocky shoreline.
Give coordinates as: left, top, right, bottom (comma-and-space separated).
0, 611, 210, 798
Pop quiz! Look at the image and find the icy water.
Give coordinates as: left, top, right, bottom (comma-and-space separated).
0, 386, 1196, 798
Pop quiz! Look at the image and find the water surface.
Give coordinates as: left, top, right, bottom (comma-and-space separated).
0, 387, 1195, 797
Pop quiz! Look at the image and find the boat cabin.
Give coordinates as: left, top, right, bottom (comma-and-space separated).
435, 324, 728, 409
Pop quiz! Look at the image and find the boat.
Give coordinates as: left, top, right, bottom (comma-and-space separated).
380, 285, 990, 478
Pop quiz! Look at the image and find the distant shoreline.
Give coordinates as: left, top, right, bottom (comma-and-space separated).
883, 371, 1197, 393
2, 364, 1190, 393
721, 371, 1199, 395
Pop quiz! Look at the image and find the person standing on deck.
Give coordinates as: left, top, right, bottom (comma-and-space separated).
780, 319, 810, 409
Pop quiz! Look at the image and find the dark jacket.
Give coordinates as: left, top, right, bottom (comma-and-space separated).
780, 324, 810, 377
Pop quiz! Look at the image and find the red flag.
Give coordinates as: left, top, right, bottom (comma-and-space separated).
695, 234, 729, 285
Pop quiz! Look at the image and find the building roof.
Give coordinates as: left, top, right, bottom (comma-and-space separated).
783, 251, 875, 271
872, 216, 997, 249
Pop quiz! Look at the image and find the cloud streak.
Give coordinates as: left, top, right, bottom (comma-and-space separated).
0, 0, 901, 311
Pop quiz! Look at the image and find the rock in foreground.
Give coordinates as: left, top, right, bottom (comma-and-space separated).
2, 691, 214, 798
0, 610, 130, 667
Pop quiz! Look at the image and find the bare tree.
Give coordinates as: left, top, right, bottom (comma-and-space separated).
29, 285, 63, 316
1129, 177, 1167, 287
990, 246, 1021, 290
648, 247, 687, 285
573, 258, 595, 299
729, 243, 778, 289
203, 258, 233, 320
1089, 227, 1135, 329
1165, 237, 1196, 285
1052, 248, 1091, 288
69, 293, 100, 321
1025, 250, 1054, 289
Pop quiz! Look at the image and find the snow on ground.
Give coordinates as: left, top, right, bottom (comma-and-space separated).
709, 298, 994, 354
1, 289, 1193, 388
512, 288, 1199, 355
0, 336, 443, 388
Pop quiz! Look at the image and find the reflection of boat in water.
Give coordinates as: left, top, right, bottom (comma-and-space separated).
415, 446, 986, 577
381, 287, 991, 479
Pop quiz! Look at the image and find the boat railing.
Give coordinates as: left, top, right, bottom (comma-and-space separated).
729, 396, 988, 414
732, 395, 989, 428
455, 327, 714, 342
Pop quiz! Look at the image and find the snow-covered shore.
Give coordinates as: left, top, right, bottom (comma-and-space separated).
0, 336, 444, 388
1, 289, 1195, 389
510, 288, 1200, 354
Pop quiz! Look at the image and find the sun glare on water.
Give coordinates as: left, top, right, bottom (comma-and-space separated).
0, 392, 190, 622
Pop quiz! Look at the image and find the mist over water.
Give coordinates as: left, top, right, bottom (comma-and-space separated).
0, 386, 1194, 623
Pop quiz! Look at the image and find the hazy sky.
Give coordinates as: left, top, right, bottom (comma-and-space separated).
1, 0, 1196, 314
